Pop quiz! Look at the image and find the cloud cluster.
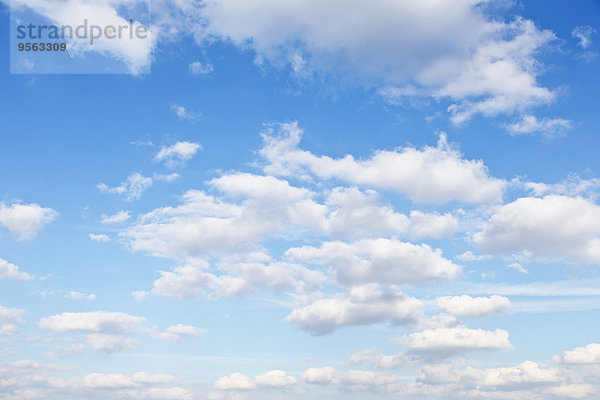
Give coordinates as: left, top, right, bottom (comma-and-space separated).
198, 0, 557, 123
260, 123, 505, 204
0, 258, 34, 280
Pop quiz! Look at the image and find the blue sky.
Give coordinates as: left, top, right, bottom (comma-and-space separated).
1, 1, 600, 399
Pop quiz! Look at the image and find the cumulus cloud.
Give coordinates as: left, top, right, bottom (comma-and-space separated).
213, 370, 296, 390
0, 258, 34, 280
436, 295, 511, 317
301, 367, 398, 392
65, 291, 97, 301
320, 187, 458, 240
562, 343, 600, 365
505, 114, 573, 138
0, 361, 194, 400
418, 360, 562, 388
38, 311, 145, 334
260, 123, 505, 204
399, 326, 512, 356
473, 195, 600, 264
286, 238, 462, 286
98, 173, 153, 201
0, 305, 25, 337
88, 233, 110, 242
154, 141, 202, 167
0, 202, 57, 241
284, 284, 423, 335
150, 256, 322, 300
151, 324, 206, 342
197, 0, 556, 122
100, 210, 131, 224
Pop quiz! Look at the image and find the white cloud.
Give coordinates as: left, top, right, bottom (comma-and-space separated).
505, 114, 573, 138
100, 210, 131, 224
38, 311, 145, 334
0, 258, 34, 280
9, 0, 152, 74
418, 360, 563, 388
154, 173, 180, 182
473, 195, 600, 264
523, 174, 600, 199
507, 262, 529, 274
0, 202, 57, 241
169, 105, 201, 121
301, 367, 398, 392
154, 141, 202, 167
65, 291, 97, 301
320, 187, 458, 240
214, 370, 297, 390
286, 238, 462, 286
150, 256, 322, 300
189, 60, 213, 75
214, 373, 256, 390
562, 343, 600, 365
399, 326, 512, 356
79, 333, 137, 353
436, 295, 511, 317
151, 324, 206, 342
456, 251, 490, 262
98, 173, 153, 201
198, 1, 556, 122
0, 305, 25, 337
572, 26, 596, 49
0, 361, 194, 400
284, 284, 423, 335
88, 233, 110, 242
260, 123, 505, 204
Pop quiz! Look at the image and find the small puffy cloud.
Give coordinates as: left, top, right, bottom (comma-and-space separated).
189, 61, 214, 75
213, 370, 297, 391
98, 173, 153, 201
260, 123, 505, 204
473, 195, 600, 264
214, 373, 256, 390
455, 251, 490, 262
38, 311, 145, 334
284, 284, 423, 335
286, 238, 461, 286
100, 210, 131, 224
0, 305, 25, 337
572, 25, 596, 49
436, 295, 511, 317
169, 105, 202, 122
65, 291, 96, 301
0, 258, 34, 280
88, 233, 110, 243
152, 324, 206, 342
154, 141, 202, 167
562, 343, 600, 365
0, 202, 57, 241
399, 326, 512, 356
154, 173, 180, 182
301, 367, 398, 392
505, 114, 573, 138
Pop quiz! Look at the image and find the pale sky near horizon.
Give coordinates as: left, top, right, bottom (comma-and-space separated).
1, 1, 600, 399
